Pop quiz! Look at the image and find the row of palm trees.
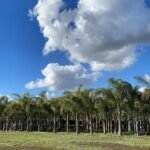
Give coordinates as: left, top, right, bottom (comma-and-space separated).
0, 78, 150, 136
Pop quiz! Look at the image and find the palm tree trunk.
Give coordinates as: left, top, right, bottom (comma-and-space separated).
89, 113, 93, 134
135, 113, 139, 137
26, 118, 29, 132
19, 120, 21, 131
146, 116, 150, 134
114, 116, 117, 134
118, 109, 122, 136
6, 117, 9, 131
13, 121, 17, 131
21, 120, 23, 131
37, 120, 40, 132
3, 121, 5, 131
108, 119, 110, 133
96, 116, 98, 133
128, 115, 131, 132
110, 119, 113, 133
10, 122, 12, 131
103, 120, 106, 135
106, 119, 108, 132
76, 112, 79, 134
53, 112, 56, 133
86, 112, 89, 132
66, 112, 69, 133
46, 118, 49, 132
30, 119, 32, 131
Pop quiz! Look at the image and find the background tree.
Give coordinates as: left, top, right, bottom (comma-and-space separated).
108, 78, 132, 136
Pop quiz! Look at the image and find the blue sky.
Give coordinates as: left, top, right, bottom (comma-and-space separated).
0, 0, 150, 97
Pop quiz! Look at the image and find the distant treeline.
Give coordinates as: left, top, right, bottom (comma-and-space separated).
0, 78, 150, 136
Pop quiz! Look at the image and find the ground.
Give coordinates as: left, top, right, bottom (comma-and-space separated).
0, 132, 150, 150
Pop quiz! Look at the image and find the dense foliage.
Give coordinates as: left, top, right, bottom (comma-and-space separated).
0, 78, 150, 136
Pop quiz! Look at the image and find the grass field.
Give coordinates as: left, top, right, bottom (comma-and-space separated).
0, 132, 150, 150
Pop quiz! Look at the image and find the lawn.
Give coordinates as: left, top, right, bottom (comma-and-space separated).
0, 132, 149, 150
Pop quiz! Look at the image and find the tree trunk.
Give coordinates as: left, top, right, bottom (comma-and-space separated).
13, 121, 17, 131
66, 112, 69, 133
110, 119, 113, 133
46, 118, 49, 132
30, 119, 32, 131
37, 120, 40, 132
19, 120, 22, 131
103, 120, 106, 135
96, 116, 98, 133
3, 121, 5, 131
106, 119, 108, 132
53, 112, 56, 133
21, 120, 23, 131
89, 113, 93, 134
58, 118, 61, 130
128, 115, 131, 132
108, 119, 110, 133
6, 117, 9, 131
118, 109, 122, 136
135, 114, 139, 137
114, 116, 117, 134
86, 112, 89, 132
146, 123, 150, 134
76, 112, 79, 134
10, 122, 13, 131
26, 118, 29, 132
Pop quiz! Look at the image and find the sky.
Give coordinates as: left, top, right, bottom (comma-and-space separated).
0, 0, 150, 97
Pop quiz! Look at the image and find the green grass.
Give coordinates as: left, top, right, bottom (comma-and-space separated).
0, 132, 150, 150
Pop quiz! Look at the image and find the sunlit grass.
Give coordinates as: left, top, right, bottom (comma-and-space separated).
0, 132, 149, 150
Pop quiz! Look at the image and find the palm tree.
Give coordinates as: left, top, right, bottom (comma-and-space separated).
108, 78, 132, 136
88, 89, 99, 134
96, 88, 115, 134
141, 88, 150, 134
50, 98, 61, 133
72, 85, 84, 134
60, 95, 73, 133
13, 93, 34, 131
129, 86, 141, 136
0, 96, 8, 130
34, 91, 49, 132
0, 77, 149, 134
42, 100, 52, 132
81, 89, 92, 133
4, 101, 23, 131
35, 96, 44, 132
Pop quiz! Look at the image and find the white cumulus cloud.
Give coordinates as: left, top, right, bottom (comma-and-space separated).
139, 87, 146, 92
136, 74, 150, 92
30, 0, 150, 71
144, 74, 150, 83
27, 0, 150, 92
26, 63, 100, 91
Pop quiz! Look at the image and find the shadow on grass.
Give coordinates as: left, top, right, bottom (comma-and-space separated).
79, 142, 150, 150
0, 147, 66, 150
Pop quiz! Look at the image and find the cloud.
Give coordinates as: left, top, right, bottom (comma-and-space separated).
44, 91, 56, 98
26, 63, 100, 91
27, 0, 150, 92
139, 87, 146, 92
144, 74, 150, 83
136, 74, 150, 92
6, 95, 13, 101
30, 0, 150, 71
0, 94, 13, 101
135, 74, 150, 86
